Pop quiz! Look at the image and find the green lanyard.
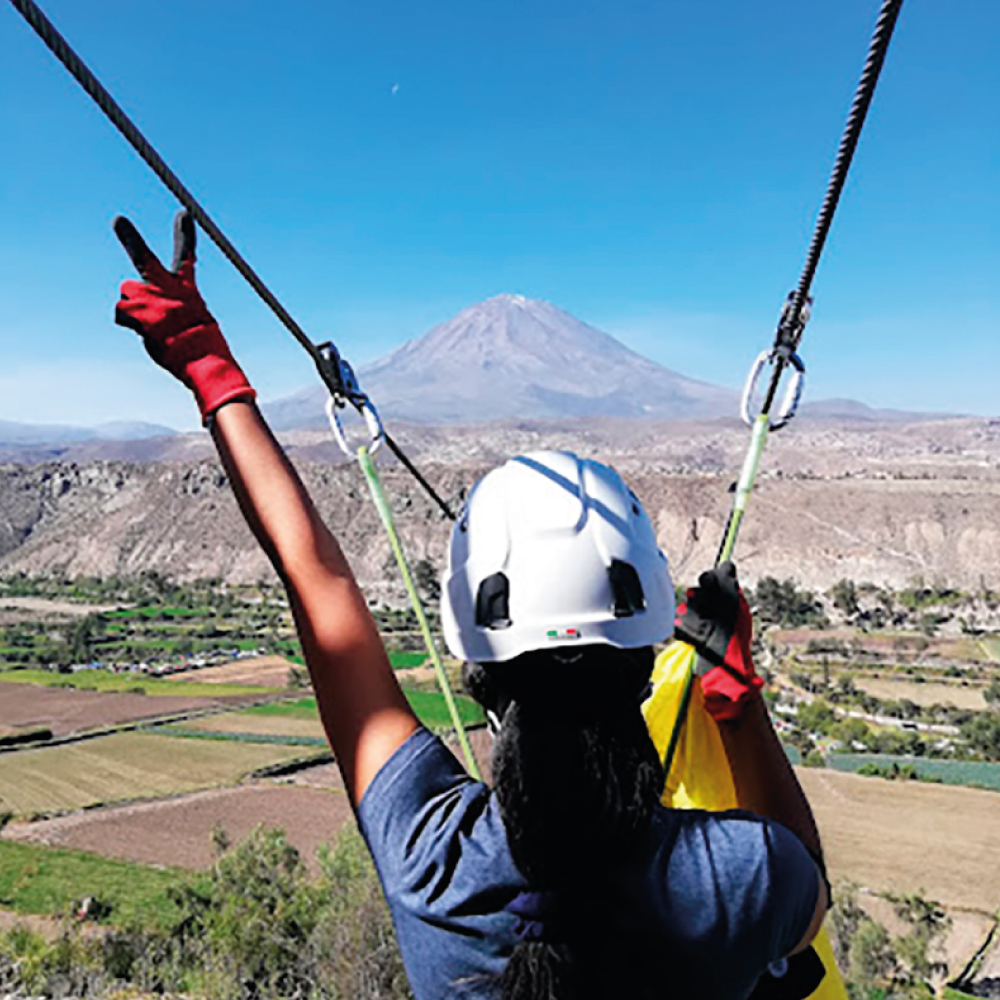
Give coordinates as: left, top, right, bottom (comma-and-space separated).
357, 446, 481, 781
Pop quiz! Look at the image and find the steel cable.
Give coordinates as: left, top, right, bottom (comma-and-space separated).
781, 0, 905, 351
8, 0, 457, 521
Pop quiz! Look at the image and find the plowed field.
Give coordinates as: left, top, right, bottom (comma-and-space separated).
797, 767, 1000, 914
0, 681, 221, 738
853, 677, 986, 710
166, 656, 294, 687
4, 782, 353, 871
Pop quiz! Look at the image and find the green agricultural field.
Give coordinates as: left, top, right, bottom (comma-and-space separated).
388, 650, 428, 669
403, 689, 485, 729
241, 687, 485, 730
157, 727, 327, 747
0, 732, 313, 817
827, 753, 1000, 792
242, 697, 317, 719
162, 707, 327, 742
0, 841, 196, 928
103, 606, 212, 620
0, 667, 273, 698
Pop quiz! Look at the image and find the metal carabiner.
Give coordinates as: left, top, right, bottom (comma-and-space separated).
740, 348, 806, 431
315, 340, 384, 456
326, 394, 384, 457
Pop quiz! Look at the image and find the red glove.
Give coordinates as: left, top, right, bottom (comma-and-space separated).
673, 561, 763, 722
113, 212, 255, 421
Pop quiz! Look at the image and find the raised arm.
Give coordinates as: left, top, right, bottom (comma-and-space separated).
675, 562, 829, 948
112, 212, 418, 804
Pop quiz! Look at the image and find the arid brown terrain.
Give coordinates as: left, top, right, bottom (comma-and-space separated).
1, 414, 999, 597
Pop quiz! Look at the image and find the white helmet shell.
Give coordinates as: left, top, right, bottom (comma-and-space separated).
441, 451, 675, 663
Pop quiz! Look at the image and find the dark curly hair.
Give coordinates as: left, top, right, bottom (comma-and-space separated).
464, 645, 665, 1000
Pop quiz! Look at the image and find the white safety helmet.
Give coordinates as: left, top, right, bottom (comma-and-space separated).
441, 451, 675, 663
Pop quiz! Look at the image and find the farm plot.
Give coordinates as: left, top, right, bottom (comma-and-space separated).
828, 754, 1000, 791
0, 732, 314, 817
277, 727, 494, 786
797, 767, 1000, 913
5, 782, 353, 872
0, 840, 190, 929
158, 690, 486, 751
239, 690, 486, 731
165, 655, 296, 688
0, 596, 121, 618
0, 668, 270, 698
852, 676, 987, 710
0, 681, 223, 738
176, 710, 327, 741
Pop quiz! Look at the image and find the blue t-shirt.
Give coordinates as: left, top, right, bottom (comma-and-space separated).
358, 727, 819, 1000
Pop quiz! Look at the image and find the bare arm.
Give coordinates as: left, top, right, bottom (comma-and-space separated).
108, 214, 418, 806
716, 692, 829, 950
210, 400, 419, 805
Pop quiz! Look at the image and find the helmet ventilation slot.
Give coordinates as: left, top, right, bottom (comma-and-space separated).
476, 572, 512, 629
609, 560, 645, 618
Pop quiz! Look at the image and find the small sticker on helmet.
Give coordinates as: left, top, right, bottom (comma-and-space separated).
547, 628, 581, 640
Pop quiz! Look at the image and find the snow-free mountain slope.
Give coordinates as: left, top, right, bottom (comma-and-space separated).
265, 294, 737, 427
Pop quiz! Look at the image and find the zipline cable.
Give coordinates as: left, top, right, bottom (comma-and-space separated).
663, 0, 905, 781
11, 0, 476, 771
716, 0, 905, 566
782, 0, 906, 358
7, 0, 456, 522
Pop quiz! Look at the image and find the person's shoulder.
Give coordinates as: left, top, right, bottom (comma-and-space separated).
653, 805, 812, 868
657, 809, 820, 939
645, 804, 818, 917
360, 727, 459, 805
360, 726, 484, 821
357, 727, 522, 924
358, 727, 497, 866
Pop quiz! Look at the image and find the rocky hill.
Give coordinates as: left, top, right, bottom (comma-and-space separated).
0, 293, 992, 595
2, 415, 1000, 597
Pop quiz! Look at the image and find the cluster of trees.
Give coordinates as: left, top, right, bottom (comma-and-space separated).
0, 571, 292, 616
790, 699, 933, 759
0, 573, 301, 670
960, 713, 1000, 759
0, 827, 410, 1000
786, 653, 1000, 763
829, 887, 952, 1000
854, 761, 942, 784
789, 692, 1000, 763
793, 666, 989, 734
0, 571, 211, 606
750, 577, 829, 629
754, 574, 1000, 638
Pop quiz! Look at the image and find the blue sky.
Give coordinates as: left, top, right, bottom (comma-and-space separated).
1, 0, 997, 430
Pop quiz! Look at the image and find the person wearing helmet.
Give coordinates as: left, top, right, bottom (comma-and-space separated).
111, 213, 829, 1000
